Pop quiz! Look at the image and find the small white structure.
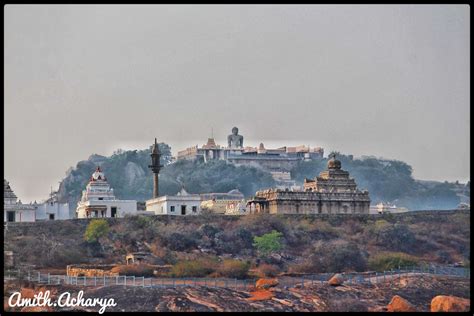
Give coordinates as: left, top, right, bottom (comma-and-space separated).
370, 202, 409, 214
146, 188, 201, 215
4, 179, 37, 222
35, 190, 70, 221
76, 167, 137, 218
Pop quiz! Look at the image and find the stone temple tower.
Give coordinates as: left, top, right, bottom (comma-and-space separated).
148, 138, 163, 198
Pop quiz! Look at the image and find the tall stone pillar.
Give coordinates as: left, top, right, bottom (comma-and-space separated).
149, 138, 163, 199
153, 173, 159, 199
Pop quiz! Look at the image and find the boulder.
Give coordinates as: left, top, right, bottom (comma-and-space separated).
328, 274, 344, 286
255, 278, 279, 290
430, 295, 470, 312
247, 289, 274, 301
386, 295, 416, 312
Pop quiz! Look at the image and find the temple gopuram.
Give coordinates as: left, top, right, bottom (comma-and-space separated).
246, 154, 370, 214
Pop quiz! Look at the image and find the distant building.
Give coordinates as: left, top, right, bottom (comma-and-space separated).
4, 179, 37, 222
369, 202, 409, 214
246, 154, 370, 214
146, 188, 201, 215
224, 200, 247, 215
35, 190, 70, 221
76, 167, 137, 218
200, 189, 245, 214
176, 127, 324, 185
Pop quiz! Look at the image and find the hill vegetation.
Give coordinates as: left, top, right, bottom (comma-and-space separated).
57, 145, 463, 211
6, 210, 470, 278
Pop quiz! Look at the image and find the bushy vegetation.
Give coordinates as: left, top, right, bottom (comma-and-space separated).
6, 211, 470, 276
368, 252, 420, 271
111, 264, 155, 277
84, 219, 110, 244
169, 258, 217, 278
215, 259, 251, 279
309, 240, 368, 273
253, 230, 283, 257
255, 264, 281, 278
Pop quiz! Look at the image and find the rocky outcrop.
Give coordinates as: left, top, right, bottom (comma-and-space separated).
386, 295, 416, 312
328, 274, 344, 286
430, 295, 470, 312
3, 275, 470, 312
256, 278, 279, 290
248, 289, 274, 301
124, 162, 145, 186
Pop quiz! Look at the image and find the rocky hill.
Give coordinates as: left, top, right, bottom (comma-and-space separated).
56, 144, 464, 213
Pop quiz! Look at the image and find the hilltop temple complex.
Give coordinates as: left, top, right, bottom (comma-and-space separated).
246, 154, 370, 214
177, 127, 323, 187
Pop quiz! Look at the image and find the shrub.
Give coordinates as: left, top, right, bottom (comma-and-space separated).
165, 232, 198, 251
375, 223, 417, 253
199, 224, 221, 238
110, 264, 155, 277
253, 230, 283, 257
368, 252, 419, 271
255, 264, 280, 278
310, 240, 367, 273
216, 259, 250, 279
169, 258, 216, 277
84, 219, 110, 243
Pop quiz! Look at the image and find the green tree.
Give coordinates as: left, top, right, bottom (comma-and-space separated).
84, 219, 110, 244
253, 230, 283, 257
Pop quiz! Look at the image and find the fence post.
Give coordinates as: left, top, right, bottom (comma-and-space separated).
133, 276, 136, 286
104, 276, 106, 286
142, 277, 145, 287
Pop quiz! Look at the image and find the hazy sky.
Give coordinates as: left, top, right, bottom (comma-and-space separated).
5, 5, 470, 202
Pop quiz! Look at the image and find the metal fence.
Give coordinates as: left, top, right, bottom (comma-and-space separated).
4, 264, 470, 290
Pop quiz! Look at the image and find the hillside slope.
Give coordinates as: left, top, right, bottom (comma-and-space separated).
5, 210, 470, 274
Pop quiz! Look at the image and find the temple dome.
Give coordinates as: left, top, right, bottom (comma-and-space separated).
327, 155, 342, 170
91, 166, 106, 181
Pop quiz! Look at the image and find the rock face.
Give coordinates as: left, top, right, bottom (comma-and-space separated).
386, 295, 416, 312
430, 295, 470, 312
256, 279, 279, 290
3, 275, 470, 312
248, 289, 275, 301
328, 274, 344, 286
124, 162, 145, 186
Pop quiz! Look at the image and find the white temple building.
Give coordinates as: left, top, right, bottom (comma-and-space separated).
146, 188, 201, 215
4, 179, 37, 222
35, 190, 70, 221
76, 166, 138, 218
